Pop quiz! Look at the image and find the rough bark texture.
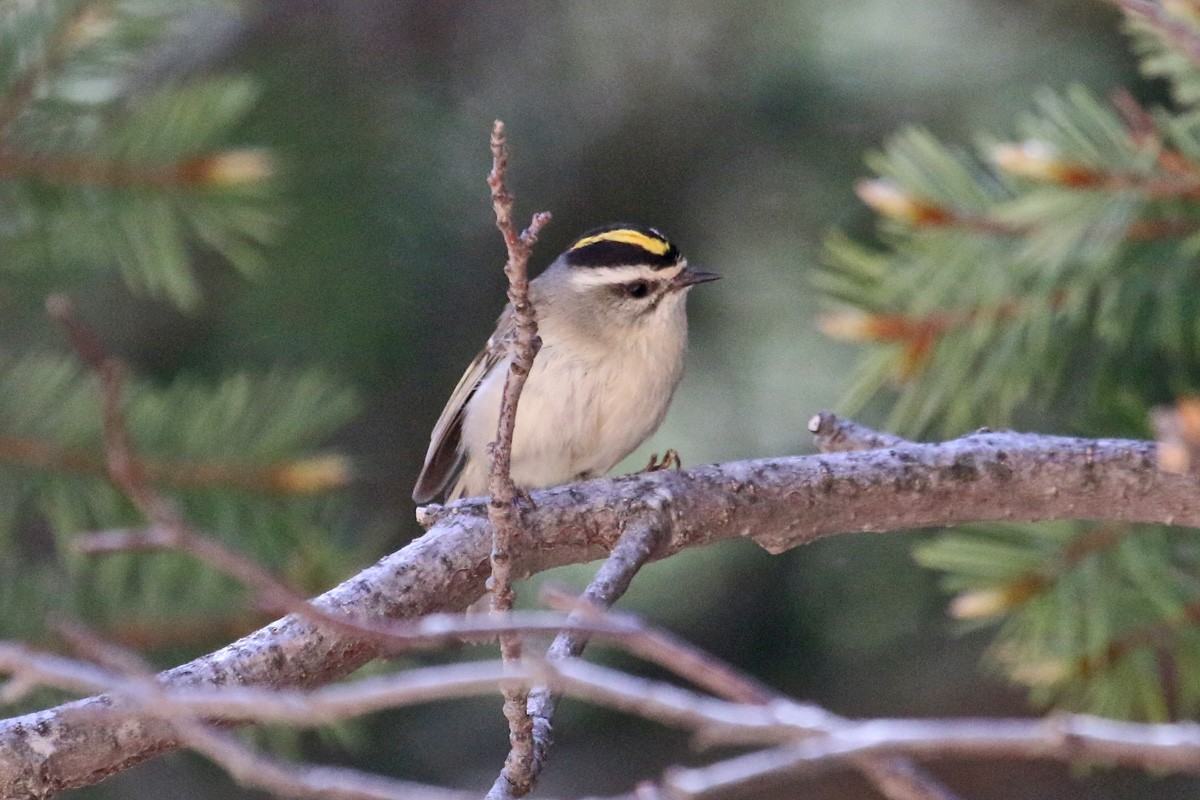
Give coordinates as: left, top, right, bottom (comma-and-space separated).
0, 427, 1194, 795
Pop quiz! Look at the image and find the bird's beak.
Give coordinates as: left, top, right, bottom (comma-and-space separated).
671, 266, 721, 291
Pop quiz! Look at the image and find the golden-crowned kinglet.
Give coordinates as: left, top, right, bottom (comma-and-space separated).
412, 223, 719, 503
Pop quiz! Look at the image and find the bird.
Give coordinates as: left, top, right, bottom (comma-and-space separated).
412, 223, 719, 504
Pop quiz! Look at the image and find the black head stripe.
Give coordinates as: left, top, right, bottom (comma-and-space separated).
563, 223, 681, 269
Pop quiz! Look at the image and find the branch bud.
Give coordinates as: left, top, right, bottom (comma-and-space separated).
855, 179, 951, 225
181, 149, 274, 187
266, 455, 352, 494
990, 141, 1100, 187
950, 577, 1043, 619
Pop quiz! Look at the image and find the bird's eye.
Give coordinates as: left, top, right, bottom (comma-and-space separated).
623, 280, 650, 299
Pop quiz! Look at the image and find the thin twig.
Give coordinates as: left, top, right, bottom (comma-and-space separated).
10, 631, 480, 800
11, 641, 1200, 778
46, 296, 397, 648
0, 432, 349, 494
0, 148, 271, 190
483, 119, 552, 798
497, 519, 671, 799
78, 525, 734, 657
11, 630, 1194, 800
850, 757, 963, 800
172, 720, 479, 800
658, 711, 1200, 797
541, 590, 964, 800
540, 586, 778, 705
78, 516, 827, 671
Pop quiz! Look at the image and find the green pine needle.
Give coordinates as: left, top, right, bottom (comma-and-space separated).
0, 3, 279, 309
827, 2, 1200, 721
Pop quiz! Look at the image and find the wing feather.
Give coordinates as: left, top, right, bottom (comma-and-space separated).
411, 312, 512, 503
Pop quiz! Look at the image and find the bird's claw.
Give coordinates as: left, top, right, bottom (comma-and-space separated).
643, 448, 681, 472
513, 486, 536, 511
488, 485, 536, 512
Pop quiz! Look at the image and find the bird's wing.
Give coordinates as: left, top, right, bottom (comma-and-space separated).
411, 310, 513, 503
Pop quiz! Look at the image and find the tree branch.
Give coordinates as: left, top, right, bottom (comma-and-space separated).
1, 417, 1196, 794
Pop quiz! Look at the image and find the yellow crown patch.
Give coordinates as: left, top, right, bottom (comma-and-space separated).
570, 228, 672, 257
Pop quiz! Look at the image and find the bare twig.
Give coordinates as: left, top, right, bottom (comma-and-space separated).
0, 639, 791, 748
546, 599, 961, 800
1, 635, 480, 800
0, 432, 349, 494
80, 524, 752, 660
852, 758, 963, 800
540, 586, 777, 705
75, 525, 382, 643
658, 710, 1200, 797
499, 513, 960, 800
490, 519, 672, 798
0, 643, 523, 729
13, 636, 1200, 798
483, 119, 552, 798
47, 296, 404, 650
541, 589, 963, 800
0, 148, 273, 190
169, 722, 480, 800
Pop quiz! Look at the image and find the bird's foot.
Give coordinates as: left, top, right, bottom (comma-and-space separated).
487, 485, 536, 513
513, 486, 536, 511
643, 448, 681, 472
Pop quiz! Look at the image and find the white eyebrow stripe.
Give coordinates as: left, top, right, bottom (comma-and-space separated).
568, 263, 683, 287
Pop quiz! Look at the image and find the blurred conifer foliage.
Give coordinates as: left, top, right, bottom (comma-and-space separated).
821, 2, 1200, 721
0, 1, 359, 651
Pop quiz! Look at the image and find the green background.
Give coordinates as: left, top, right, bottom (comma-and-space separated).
55, 1, 1190, 798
